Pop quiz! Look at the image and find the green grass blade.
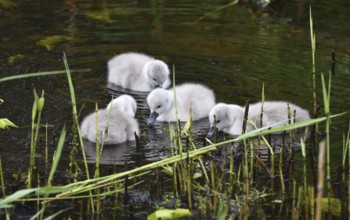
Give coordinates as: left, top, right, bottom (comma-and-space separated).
47, 125, 67, 186
0, 188, 37, 208
234, 113, 346, 142
63, 53, 90, 180
43, 208, 70, 220
0, 69, 90, 83
321, 73, 330, 114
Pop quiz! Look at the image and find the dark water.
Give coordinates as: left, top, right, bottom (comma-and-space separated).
1, 0, 350, 218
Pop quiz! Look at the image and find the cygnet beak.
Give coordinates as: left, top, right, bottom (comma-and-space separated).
147, 111, 159, 125
206, 126, 217, 139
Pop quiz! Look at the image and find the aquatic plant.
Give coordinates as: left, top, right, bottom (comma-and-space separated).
0, 6, 349, 220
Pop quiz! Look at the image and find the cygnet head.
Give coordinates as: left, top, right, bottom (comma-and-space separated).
146, 88, 172, 125
106, 95, 137, 117
207, 103, 243, 137
142, 60, 170, 89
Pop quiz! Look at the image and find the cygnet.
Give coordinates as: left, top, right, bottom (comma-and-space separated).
147, 83, 216, 124
107, 52, 171, 91
80, 95, 139, 144
208, 101, 310, 136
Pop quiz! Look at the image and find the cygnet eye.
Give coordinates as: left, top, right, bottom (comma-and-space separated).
157, 105, 161, 109
216, 120, 221, 124
152, 77, 157, 82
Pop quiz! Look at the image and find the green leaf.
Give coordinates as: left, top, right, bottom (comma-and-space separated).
192, 172, 202, 179
321, 73, 330, 114
0, 118, 18, 129
36, 186, 68, 195
148, 209, 192, 220
47, 125, 67, 186
0, 188, 37, 208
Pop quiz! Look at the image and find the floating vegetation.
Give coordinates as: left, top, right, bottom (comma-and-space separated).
36, 35, 72, 51
85, 11, 114, 23
7, 54, 25, 64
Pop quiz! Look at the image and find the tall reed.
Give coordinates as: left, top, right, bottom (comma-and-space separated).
27, 89, 45, 188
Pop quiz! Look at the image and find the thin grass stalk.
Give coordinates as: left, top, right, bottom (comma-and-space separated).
47, 125, 66, 186
173, 163, 179, 198
45, 122, 49, 179
321, 73, 331, 180
93, 103, 102, 213
187, 153, 192, 211
171, 65, 185, 195
297, 187, 303, 218
241, 140, 249, 220
193, 0, 238, 24
310, 186, 315, 219
279, 146, 285, 192
30, 205, 45, 220
229, 145, 235, 189
342, 122, 350, 178
249, 141, 254, 183
63, 53, 94, 212
28, 90, 44, 188
171, 65, 182, 154
259, 84, 265, 162
210, 159, 217, 215
309, 7, 317, 118
94, 103, 101, 179
301, 138, 308, 219
38, 173, 45, 220
309, 9, 319, 191
348, 121, 350, 219
0, 158, 10, 220
63, 53, 90, 179
0, 69, 90, 83
25, 178, 143, 202
292, 180, 297, 219
316, 140, 326, 220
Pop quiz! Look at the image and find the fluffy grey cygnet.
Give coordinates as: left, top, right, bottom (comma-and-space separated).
107, 52, 171, 91
147, 83, 216, 124
208, 101, 310, 136
80, 95, 139, 144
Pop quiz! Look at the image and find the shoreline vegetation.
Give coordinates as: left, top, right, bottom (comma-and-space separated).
0, 6, 349, 220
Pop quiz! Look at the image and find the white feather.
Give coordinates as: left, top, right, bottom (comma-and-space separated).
209, 101, 310, 135
107, 52, 170, 91
147, 83, 216, 122
81, 95, 139, 144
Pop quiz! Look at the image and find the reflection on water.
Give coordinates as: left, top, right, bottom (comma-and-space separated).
1, 0, 350, 217
84, 139, 137, 165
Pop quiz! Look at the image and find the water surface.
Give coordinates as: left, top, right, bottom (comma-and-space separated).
1, 0, 350, 218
